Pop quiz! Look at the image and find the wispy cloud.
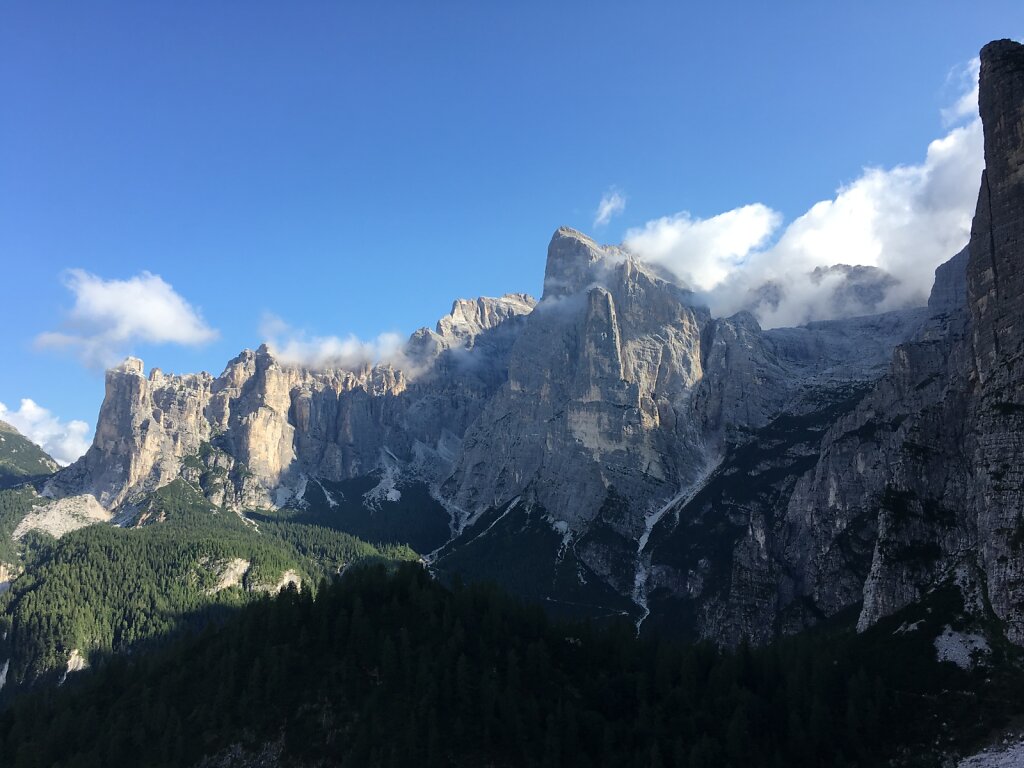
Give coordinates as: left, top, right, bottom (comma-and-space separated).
625, 58, 984, 328
36, 270, 218, 368
261, 313, 407, 371
593, 188, 626, 227
0, 398, 91, 466
941, 56, 980, 126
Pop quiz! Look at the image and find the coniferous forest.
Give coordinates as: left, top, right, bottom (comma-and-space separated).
2, 562, 1022, 768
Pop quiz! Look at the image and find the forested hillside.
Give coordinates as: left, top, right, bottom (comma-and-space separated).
0, 480, 415, 693
2, 563, 1022, 768
0, 422, 58, 491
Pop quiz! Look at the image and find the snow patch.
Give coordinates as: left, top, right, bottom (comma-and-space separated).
363, 449, 403, 509
633, 461, 719, 629
934, 625, 990, 669
294, 474, 308, 505
273, 474, 309, 509
959, 741, 1024, 767
549, 517, 574, 561
457, 497, 521, 551
0, 659, 8, 692
13, 494, 111, 540
894, 619, 924, 635
315, 479, 339, 508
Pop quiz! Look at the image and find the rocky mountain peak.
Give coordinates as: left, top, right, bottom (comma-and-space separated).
116, 357, 145, 377
970, 38, 1024, 382
435, 293, 536, 346
543, 226, 624, 299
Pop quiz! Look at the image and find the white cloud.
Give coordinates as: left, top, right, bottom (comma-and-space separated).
624, 61, 984, 329
593, 189, 626, 227
942, 57, 980, 126
37, 269, 218, 368
261, 314, 407, 371
624, 204, 781, 291
0, 399, 91, 466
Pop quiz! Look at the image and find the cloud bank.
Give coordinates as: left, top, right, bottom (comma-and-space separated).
37, 270, 218, 368
624, 68, 983, 328
594, 189, 626, 227
0, 398, 91, 466
624, 204, 781, 291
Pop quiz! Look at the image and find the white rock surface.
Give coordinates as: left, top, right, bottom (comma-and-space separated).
959, 742, 1024, 767
13, 494, 111, 540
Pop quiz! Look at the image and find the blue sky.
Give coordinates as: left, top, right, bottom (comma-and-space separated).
0, 2, 1020, 462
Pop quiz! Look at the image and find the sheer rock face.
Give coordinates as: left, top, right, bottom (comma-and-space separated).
447, 231, 712, 536
746, 39, 1024, 643
967, 39, 1024, 643
849, 39, 1024, 640
55, 295, 536, 512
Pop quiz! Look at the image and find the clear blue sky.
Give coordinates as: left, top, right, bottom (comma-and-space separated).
1, 1, 1021, 456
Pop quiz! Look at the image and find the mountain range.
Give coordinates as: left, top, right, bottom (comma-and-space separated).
5, 39, 1021, 658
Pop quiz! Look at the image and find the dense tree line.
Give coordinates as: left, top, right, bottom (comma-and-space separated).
0, 486, 37, 563
0, 480, 416, 689
3, 563, 1018, 767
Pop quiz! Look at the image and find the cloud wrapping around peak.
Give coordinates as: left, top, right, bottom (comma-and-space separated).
624, 66, 983, 329
261, 314, 408, 372
36, 270, 218, 368
0, 398, 91, 466
593, 189, 626, 227
625, 204, 781, 292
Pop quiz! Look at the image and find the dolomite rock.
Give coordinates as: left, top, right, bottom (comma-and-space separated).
966, 39, 1024, 643
42, 42, 1024, 649
447, 232, 711, 540
51, 295, 535, 513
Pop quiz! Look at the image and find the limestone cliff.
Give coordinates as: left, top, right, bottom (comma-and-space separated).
39, 40, 1024, 652
639, 39, 1024, 646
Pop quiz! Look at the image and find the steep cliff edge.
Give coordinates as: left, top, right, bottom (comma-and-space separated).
966, 39, 1024, 643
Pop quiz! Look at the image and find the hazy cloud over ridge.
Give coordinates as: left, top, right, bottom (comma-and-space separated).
261, 313, 407, 371
625, 64, 983, 328
37, 270, 218, 368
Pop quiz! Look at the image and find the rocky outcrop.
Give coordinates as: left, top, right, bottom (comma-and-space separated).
51, 294, 536, 513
